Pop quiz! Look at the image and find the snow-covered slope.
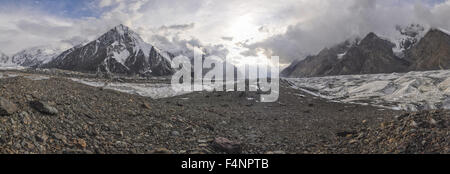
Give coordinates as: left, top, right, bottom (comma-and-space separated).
286, 70, 450, 111
11, 46, 65, 67
44, 24, 174, 76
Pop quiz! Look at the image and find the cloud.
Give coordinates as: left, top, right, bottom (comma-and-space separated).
149, 34, 229, 59
158, 23, 195, 31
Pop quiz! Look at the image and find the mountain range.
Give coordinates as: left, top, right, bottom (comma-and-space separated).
1, 24, 450, 78
282, 25, 450, 78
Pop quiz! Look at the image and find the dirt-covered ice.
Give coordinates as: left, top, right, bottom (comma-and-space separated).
69, 78, 243, 99
286, 70, 450, 111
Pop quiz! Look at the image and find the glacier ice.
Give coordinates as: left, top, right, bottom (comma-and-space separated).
286, 70, 450, 111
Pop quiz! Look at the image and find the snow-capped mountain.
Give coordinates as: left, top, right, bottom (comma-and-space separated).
0, 51, 12, 65
281, 39, 357, 77
11, 46, 65, 67
43, 24, 174, 76
326, 32, 409, 75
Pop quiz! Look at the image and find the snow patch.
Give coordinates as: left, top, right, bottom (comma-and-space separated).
112, 49, 130, 65
337, 52, 346, 59
438, 27, 450, 35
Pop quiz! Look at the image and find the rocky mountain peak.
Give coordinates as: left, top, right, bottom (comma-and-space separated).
98, 24, 146, 47
406, 27, 450, 71
359, 32, 395, 49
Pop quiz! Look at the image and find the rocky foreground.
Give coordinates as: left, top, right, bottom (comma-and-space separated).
0, 70, 448, 154
329, 110, 449, 154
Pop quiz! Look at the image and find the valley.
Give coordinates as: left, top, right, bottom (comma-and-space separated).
0, 68, 448, 154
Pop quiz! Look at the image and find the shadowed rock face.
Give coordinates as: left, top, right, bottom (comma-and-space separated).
283, 29, 450, 78
43, 24, 175, 77
406, 29, 450, 71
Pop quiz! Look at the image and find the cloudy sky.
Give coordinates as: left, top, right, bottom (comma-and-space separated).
0, 0, 450, 66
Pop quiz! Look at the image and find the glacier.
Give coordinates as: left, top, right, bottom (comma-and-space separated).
286, 70, 450, 111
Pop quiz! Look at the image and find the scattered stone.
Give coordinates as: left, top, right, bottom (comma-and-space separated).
75, 138, 87, 148
171, 131, 180, 136
336, 131, 357, 137
35, 134, 49, 143
151, 148, 171, 154
20, 112, 32, 125
349, 139, 358, 144
198, 144, 208, 147
197, 139, 208, 143
142, 102, 151, 109
430, 118, 437, 125
52, 133, 67, 143
265, 150, 286, 154
212, 137, 242, 154
0, 97, 18, 116
336, 111, 449, 154
30, 101, 59, 115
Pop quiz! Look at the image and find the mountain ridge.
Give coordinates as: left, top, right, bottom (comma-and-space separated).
282, 27, 450, 78
42, 24, 175, 76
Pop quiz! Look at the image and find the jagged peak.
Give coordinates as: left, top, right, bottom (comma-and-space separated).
359, 32, 395, 47
114, 24, 129, 29
99, 24, 143, 42
363, 32, 379, 40
112, 24, 132, 34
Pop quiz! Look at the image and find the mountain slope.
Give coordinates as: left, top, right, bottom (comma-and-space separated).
281, 40, 354, 77
283, 27, 450, 78
283, 32, 410, 77
44, 24, 174, 76
326, 33, 409, 75
11, 46, 64, 67
406, 28, 450, 71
